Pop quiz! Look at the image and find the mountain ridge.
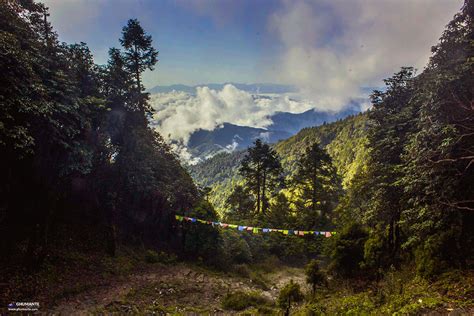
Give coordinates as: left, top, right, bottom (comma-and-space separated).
189, 113, 369, 212
148, 83, 298, 94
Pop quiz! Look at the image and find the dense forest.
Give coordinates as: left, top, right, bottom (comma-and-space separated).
1, 0, 473, 314
190, 113, 369, 213
0, 0, 202, 276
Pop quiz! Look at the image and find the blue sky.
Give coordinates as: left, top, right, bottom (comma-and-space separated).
43, 0, 462, 94
43, 0, 280, 87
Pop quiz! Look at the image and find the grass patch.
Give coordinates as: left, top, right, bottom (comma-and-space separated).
301, 268, 474, 315
144, 250, 177, 264
232, 263, 271, 290
221, 290, 272, 311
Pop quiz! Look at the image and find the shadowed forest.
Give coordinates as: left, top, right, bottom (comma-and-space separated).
0, 0, 473, 314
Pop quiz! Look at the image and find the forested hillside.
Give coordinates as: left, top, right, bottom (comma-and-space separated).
1, 0, 473, 314
189, 113, 369, 212
0, 0, 202, 273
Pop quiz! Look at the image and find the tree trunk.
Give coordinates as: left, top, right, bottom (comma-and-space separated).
256, 164, 261, 214
106, 223, 117, 257
285, 296, 291, 316
262, 170, 267, 214
312, 168, 317, 214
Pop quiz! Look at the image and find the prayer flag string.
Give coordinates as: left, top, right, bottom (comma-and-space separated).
174, 215, 336, 238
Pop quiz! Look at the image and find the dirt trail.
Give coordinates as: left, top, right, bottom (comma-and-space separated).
51, 263, 306, 314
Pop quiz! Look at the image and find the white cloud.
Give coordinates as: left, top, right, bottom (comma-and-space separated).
150, 84, 314, 144
225, 139, 240, 152
268, 0, 462, 111
149, 84, 320, 162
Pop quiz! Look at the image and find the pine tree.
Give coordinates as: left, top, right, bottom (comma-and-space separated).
224, 185, 254, 222
239, 139, 284, 214
292, 142, 340, 229
120, 19, 158, 114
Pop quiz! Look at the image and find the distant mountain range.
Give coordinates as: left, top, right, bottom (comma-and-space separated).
188, 123, 292, 159
268, 101, 361, 134
149, 83, 369, 161
148, 83, 298, 94
189, 113, 369, 211
186, 105, 361, 159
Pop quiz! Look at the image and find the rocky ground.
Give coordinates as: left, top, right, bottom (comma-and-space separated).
50, 262, 307, 314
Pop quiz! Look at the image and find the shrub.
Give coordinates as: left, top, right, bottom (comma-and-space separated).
233, 264, 251, 277
249, 270, 270, 290
329, 222, 368, 278
144, 250, 177, 264
277, 280, 304, 312
183, 200, 222, 260
144, 250, 160, 263
221, 290, 269, 311
222, 230, 253, 264
305, 259, 326, 293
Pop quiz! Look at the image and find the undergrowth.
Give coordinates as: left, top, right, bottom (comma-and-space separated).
221, 290, 272, 311
298, 268, 474, 315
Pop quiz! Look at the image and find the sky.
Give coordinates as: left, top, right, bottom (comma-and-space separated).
42, 0, 462, 91
41, 0, 464, 162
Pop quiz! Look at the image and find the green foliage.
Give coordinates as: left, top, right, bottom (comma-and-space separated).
291, 142, 341, 230
0, 2, 198, 271
329, 223, 368, 278
221, 290, 270, 311
277, 280, 304, 310
189, 113, 368, 217
144, 250, 177, 264
190, 2, 474, 275
266, 193, 293, 227
305, 260, 325, 293
221, 230, 253, 264
120, 18, 158, 97
413, 232, 456, 279
303, 266, 474, 314
363, 227, 388, 273
239, 139, 284, 214
224, 185, 254, 222
344, 1, 474, 275
182, 200, 221, 262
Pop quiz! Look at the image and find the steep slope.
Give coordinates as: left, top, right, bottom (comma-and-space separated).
189, 113, 369, 212
185, 108, 362, 161
275, 113, 369, 187
188, 123, 291, 159
268, 104, 360, 134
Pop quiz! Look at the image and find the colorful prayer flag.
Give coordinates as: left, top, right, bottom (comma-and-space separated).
174, 214, 335, 238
